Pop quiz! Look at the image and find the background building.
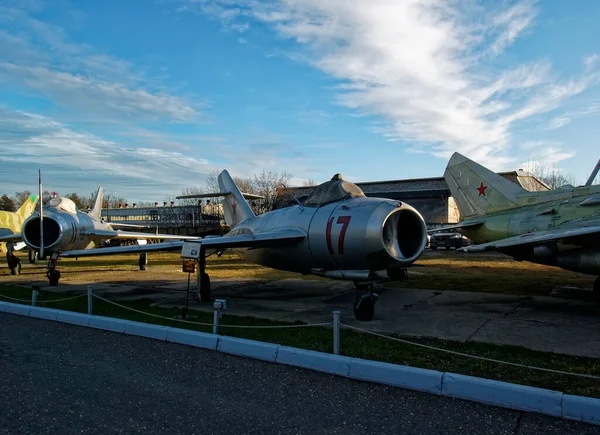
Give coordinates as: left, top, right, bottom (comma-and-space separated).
277, 170, 549, 227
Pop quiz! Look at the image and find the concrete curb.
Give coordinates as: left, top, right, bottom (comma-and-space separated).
1, 300, 599, 427
442, 373, 562, 417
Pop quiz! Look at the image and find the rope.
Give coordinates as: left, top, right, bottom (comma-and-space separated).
340, 323, 600, 381
37, 294, 87, 304
0, 294, 32, 302
92, 294, 330, 329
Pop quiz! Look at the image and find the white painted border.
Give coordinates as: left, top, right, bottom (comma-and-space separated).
2, 301, 599, 426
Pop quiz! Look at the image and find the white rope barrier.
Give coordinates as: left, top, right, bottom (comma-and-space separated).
340, 323, 600, 381
0, 294, 32, 302
92, 294, 331, 329
37, 294, 87, 304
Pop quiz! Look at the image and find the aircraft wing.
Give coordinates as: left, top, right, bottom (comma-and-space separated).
461, 223, 600, 252
85, 229, 199, 240
427, 220, 485, 233
60, 228, 307, 258
0, 231, 23, 242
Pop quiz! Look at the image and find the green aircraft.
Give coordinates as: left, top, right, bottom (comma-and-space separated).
438, 152, 600, 300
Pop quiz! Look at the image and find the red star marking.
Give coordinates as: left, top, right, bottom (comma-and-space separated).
476, 182, 488, 197
231, 200, 237, 217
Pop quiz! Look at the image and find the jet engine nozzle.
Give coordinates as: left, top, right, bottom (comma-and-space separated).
22, 215, 63, 251
381, 206, 427, 264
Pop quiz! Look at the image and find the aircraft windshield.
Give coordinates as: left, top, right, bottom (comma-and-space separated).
303, 174, 366, 207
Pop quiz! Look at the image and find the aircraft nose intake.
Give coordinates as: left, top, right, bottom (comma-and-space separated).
22, 216, 62, 250
382, 207, 427, 262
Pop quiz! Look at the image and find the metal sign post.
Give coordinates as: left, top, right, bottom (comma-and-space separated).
181, 259, 196, 318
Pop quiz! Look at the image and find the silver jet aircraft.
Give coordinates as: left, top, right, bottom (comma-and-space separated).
63, 171, 429, 321
0, 181, 197, 285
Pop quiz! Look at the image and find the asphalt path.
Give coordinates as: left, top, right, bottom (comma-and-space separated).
1, 313, 599, 435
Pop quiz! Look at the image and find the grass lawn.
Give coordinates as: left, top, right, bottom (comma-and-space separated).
1, 282, 599, 399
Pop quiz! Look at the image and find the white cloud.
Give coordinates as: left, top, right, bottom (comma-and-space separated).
174, 0, 597, 170
545, 115, 571, 130
0, 108, 216, 199
0, 5, 202, 124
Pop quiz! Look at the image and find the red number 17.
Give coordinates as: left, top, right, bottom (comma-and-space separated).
326, 215, 351, 255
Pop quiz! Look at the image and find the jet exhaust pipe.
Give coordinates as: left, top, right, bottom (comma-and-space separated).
22, 216, 62, 250
381, 207, 427, 263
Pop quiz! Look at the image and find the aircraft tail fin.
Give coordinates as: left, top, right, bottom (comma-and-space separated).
16, 195, 39, 221
444, 152, 526, 219
89, 187, 104, 219
218, 170, 255, 227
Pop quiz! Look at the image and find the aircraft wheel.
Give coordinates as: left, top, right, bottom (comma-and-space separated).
28, 249, 38, 264
593, 277, 600, 304
200, 273, 211, 302
353, 294, 377, 321
47, 269, 61, 286
139, 253, 147, 271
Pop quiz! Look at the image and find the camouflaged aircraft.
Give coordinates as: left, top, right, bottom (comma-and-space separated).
61, 170, 429, 321
0, 194, 38, 261
439, 152, 600, 300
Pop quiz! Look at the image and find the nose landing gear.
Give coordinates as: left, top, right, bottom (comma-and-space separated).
46, 253, 61, 286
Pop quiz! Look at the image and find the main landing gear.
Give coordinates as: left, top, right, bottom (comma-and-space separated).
197, 248, 211, 302
353, 282, 378, 321
593, 277, 600, 304
139, 253, 148, 271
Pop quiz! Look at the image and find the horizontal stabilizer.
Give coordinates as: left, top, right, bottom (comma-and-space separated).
176, 191, 264, 200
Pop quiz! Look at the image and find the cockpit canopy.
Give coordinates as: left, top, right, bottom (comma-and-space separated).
303, 173, 366, 207
47, 197, 78, 214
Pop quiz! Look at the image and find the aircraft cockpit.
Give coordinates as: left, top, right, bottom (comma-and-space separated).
303, 173, 366, 207
46, 197, 78, 214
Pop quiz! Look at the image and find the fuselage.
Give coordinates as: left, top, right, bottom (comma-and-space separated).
21, 197, 113, 254
460, 185, 600, 274
222, 196, 428, 279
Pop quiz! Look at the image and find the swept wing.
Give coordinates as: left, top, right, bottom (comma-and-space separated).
461, 222, 600, 252
84, 229, 199, 240
427, 220, 485, 233
0, 230, 22, 242
61, 228, 307, 258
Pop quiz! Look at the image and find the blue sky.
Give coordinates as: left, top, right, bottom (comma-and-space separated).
0, 0, 599, 202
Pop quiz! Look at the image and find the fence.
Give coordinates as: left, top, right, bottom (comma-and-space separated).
1, 286, 600, 381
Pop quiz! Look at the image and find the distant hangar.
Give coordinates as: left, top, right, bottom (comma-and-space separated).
278, 170, 549, 227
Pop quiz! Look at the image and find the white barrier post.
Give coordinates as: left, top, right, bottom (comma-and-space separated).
87, 285, 92, 315
333, 310, 340, 355
212, 299, 227, 335
31, 289, 38, 306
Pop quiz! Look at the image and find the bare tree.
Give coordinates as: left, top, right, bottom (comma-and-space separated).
14, 190, 32, 205
251, 169, 293, 214
0, 194, 16, 212
531, 163, 577, 189
302, 178, 316, 186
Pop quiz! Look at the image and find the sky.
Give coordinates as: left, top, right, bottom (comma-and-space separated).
0, 0, 599, 202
